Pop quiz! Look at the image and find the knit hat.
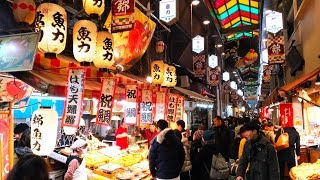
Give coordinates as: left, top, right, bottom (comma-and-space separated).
203, 130, 215, 142
70, 139, 87, 150
14, 123, 29, 134
193, 130, 204, 140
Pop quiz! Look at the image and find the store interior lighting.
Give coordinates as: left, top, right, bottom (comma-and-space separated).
315, 74, 320, 85
215, 44, 223, 48
191, 0, 200, 6
146, 76, 152, 83
203, 20, 210, 25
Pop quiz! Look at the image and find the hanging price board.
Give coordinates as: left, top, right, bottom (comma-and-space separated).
155, 91, 166, 121
166, 93, 177, 122
125, 84, 138, 124
140, 89, 153, 124
176, 96, 184, 121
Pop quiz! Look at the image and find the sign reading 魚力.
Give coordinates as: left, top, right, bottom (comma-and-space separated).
159, 0, 178, 25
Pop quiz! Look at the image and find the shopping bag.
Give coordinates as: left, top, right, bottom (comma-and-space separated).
275, 128, 289, 151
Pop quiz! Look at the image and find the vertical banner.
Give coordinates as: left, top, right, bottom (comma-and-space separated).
176, 96, 184, 121
267, 35, 285, 64
207, 67, 220, 86
62, 68, 86, 127
280, 103, 294, 127
96, 78, 117, 125
193, 55, 206, 77
166, 93, 177, 122
111, 0, 135, 33
125, 84, 138, 124
260, 107, 269, 119
155, 91, 166, 121
0, 119, 9, 179
262, 65, 273, 83
140, 89, 153, 124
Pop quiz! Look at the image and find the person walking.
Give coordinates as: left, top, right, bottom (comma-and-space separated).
236, 121, 280, 180
262, 121, 276, 144
149, 119, 185, 180
211, 116, 232, 160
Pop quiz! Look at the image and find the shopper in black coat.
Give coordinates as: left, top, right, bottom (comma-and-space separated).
211, 116, 232, 160
275, 126, 300, 180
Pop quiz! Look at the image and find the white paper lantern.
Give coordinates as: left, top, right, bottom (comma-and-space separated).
83, 0, 105, 18
222, 72, 230, 81
13, 0, 36, 25
73, 20, 97, 64
162, 64, 176, 87
93, 30, 114, 69
35, 3, 67, 58
169, 65, 177, 87
237, 89, 243, 96
151, 60, 165, 85
230, 81, 237, 90
31, 107, 58, 156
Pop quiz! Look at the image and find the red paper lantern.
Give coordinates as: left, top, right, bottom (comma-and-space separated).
13, 0, 36, 25
156, 41, 165, 53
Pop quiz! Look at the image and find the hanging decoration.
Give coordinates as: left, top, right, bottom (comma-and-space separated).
13, 0, 36, 25
35, 3, 67, 58
230, 90, 239, 100
156, 40, 165, 53
111, 0, 135, 33
193, 55, 206, 77
140, 89, 153, 124
222, 82, 231, 94
161, 64, 176, 87
175, 95, 184, 121
267, 35, 285, 64
96, 78, 117, 125
31, 107, 58, 156
61, 68, 86, 127
166, 93, 177, 122
207, 67, 220, 86
0, 76, 33, 102
93, 30, 114, 69
83, 0, 105, 18
262, 65, 273, 83
155, 91, 166, 121
243, 49, 258, 65
260, 107, 269, 119
0, 118, 9, 179
279, 103, 294, 128
73, 20, 97, 65
125, 84, 138, 124
235, 59, 246, 69
151, 60, 165, 85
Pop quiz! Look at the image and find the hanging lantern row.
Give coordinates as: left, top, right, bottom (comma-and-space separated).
151, 60, 177, 87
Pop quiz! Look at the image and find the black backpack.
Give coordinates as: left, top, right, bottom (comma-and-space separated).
230, 137, 242, 160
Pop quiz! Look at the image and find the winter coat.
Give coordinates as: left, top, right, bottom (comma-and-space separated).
181, 132, 192, 172
197, 142, 219, 180
149, 128, 185, 179
236, 134, 280, 180
213, 125, 232, 160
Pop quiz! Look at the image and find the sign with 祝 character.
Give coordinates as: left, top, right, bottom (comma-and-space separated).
62, 68, 86, 127
155, 91, 166, 121
140, 89, 153, 124
125, 84, 138, 124
166, 93, 177, 122
175, 95, 184, 121
111, 0, 135, 33
159, 0, 178, 25
267, 35, 285, 64
279, 103, 294, 128
193, 55, 206, 77
96, 78, 117, 125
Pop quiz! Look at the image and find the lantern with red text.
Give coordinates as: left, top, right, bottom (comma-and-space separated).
13, 0, 36, 25
93, 30, 114, 69
31, 107, 58, 156
35, 3, 67, 58
73, 20, 97, 65
156, 40, 165, 53
83, 0, 105, 18
151, 60, 165, 85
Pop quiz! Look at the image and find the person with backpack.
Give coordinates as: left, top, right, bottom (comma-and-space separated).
64, 139, 88, 180
236, 121, 280, 180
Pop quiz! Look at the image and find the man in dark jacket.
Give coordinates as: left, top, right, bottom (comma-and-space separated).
211, 116, 232, 160
236, 121, 280, 180
149, 119, 185, 179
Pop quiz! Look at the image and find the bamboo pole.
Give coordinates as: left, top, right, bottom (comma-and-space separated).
8, 102, 13, 170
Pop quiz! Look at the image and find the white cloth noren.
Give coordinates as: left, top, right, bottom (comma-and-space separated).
70, 139, 87, 150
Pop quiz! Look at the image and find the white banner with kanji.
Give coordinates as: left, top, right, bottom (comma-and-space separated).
96, 78, 117, 125
166, 93, 177, 122
175, 95, 184, 121
125, 84, 138, 124
155, 91, 166, 121
140, 89, 153, 124
62, 68, 86, 127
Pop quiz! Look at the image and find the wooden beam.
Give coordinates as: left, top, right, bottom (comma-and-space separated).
220, 24, 260, 34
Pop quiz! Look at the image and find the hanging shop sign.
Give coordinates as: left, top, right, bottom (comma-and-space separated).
175, 95, 184, 121
140, 89, 153, 124
162, 64, 176, 87
192, 35, 204, 54
0, 118, 9, 179
96, 78, 117, 125
279, 103, 294, 128
260, 107, 269, 119
151, 60, 165, 85
207, 67, 220, 86
267, 35, 285, 64
230, 90, 239, 100
111, 0, 135, 33
31, 107, 58, 156
208, 54, 218, 69
166, 93, 177, 121
222, 72, 230, 81
62, 68, 86, 127
230, 81, 237, 90
83, 0, 105, 17
155, 91, 166, 121
262, 65, 273, 83
159, 0, 178, 25
266, 11, 283, 34
222, 82, 231, 93
94, 30, 114, 69
35, 3, 67, 57
193, 55, 206, 77
125, 84, 138, 124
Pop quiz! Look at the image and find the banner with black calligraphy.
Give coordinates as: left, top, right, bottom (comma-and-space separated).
62, 68, 86, 127
166, 93, 177, 122
140, 89, 153, 124
125, 84, 138, 124
155, 91, 166, 121
96, 78, 117, 125
111, 0, 135, 33
175, 96, 184, 121
279, 103, 294, 128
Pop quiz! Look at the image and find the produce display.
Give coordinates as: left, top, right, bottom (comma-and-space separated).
290, 160, 320, 180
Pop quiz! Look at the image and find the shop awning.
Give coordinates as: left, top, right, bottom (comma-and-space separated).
280, 66, 320, 92
173, 86, 214, 103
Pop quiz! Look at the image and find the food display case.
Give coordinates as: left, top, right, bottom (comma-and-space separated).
290, 160, 320, 180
